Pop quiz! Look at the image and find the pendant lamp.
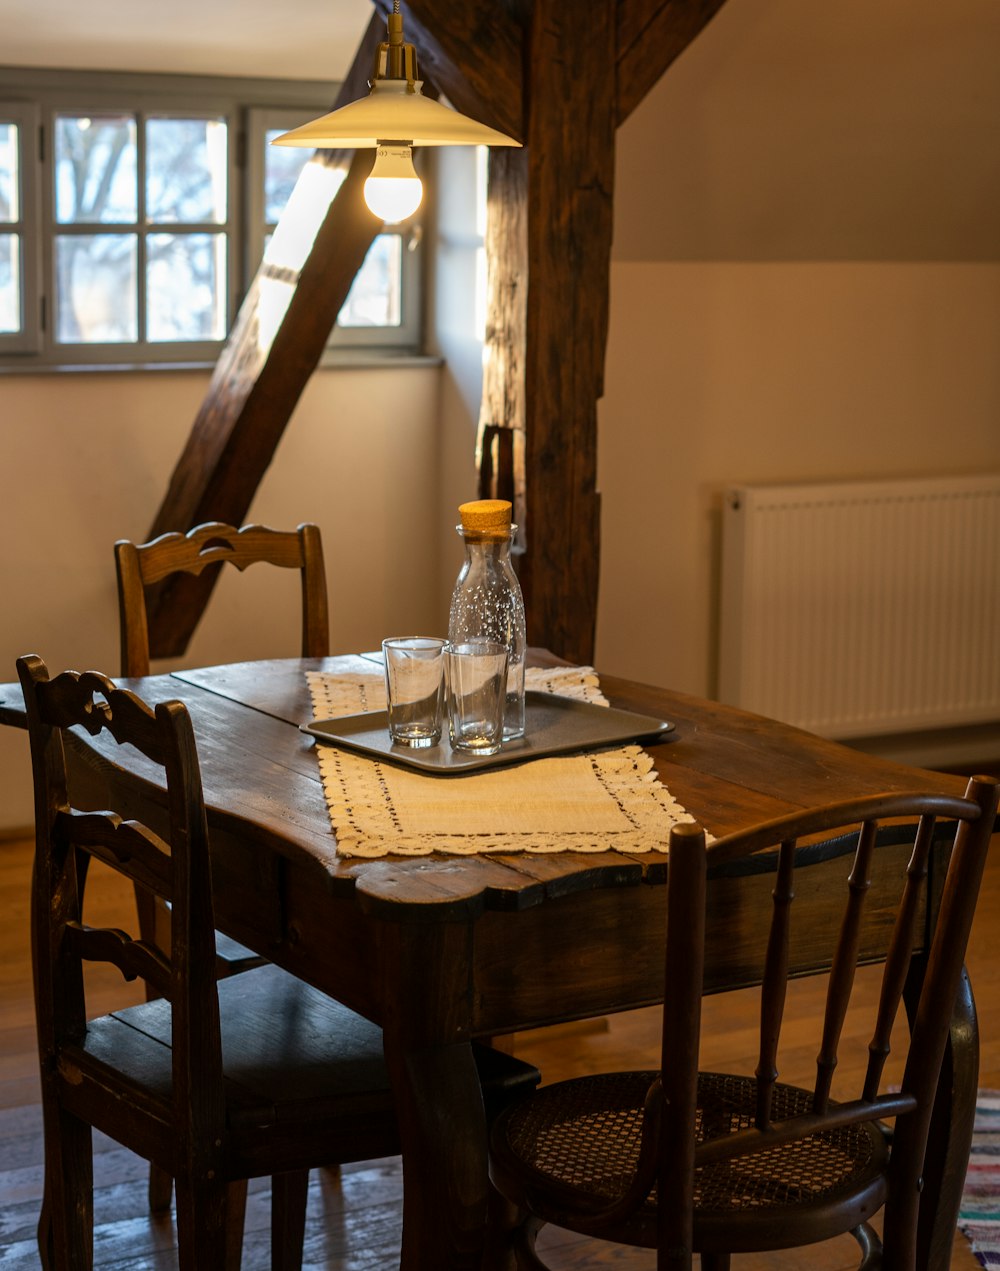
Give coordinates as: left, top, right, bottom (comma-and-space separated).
271, 1, 522, 222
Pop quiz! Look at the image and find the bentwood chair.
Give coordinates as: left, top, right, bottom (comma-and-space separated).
489, 782, 998, 1271
114, 520, 329, 678
18, 655, 539, 1271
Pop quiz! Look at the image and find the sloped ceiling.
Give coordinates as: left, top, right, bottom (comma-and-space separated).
0, 0, 372, 79
613, 0, 1000, 262
9, 0, 996, 264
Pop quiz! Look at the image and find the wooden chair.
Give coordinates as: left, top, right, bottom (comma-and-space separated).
115, 521, 328, 970
115, 520, 331, 1210
115, 519, 329, 981
18, 654, 539, 1271
488, 782, 998, 1271
114, 520, 329, 678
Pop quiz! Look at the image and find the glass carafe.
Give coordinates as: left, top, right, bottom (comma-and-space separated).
447, 501, 526, 740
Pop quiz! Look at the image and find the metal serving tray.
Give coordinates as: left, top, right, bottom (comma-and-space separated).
301, 690, 674, 775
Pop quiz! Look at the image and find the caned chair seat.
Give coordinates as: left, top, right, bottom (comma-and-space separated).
491, 1070, 889, 1253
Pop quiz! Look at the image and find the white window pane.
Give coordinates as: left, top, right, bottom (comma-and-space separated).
147, 118, 227, 224
147, 231, 226, 340
55, 115, 137, 224
264, 127, 310, 223
338, 233, 401, 328
0, 123, 17, 221
0, 232, 19, 332
56, 233, 137, 342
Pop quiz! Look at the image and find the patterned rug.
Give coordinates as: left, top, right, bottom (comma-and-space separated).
960, 1091, 1000, 1266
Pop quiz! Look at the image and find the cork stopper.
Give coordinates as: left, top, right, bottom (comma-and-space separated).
458, 499, 512, 539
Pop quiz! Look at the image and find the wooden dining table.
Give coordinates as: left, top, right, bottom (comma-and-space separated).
0, 651, 981, 1270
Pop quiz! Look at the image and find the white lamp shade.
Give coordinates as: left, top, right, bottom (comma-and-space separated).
271, 79, 521, 149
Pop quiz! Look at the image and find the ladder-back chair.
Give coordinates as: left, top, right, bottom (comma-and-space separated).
115, 521, 331, 1209
18, 654, 538, 1270
489, 782, 997, 1270
114, 520, 329, 678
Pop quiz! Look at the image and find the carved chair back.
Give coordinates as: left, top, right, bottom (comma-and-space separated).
115, 520, 329, 676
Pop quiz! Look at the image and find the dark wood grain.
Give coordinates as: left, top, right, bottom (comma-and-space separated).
480, 0, 615, 663
479, 145, 528, 533
371, 0, 524, 143
117, 522, 329, 677
616, 0, 730, 124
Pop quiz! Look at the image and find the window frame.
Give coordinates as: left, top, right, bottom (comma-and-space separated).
247, 106, 423, 357
47, 101, 238, 363
0, 67, 424, 371
0, 99, 41, 354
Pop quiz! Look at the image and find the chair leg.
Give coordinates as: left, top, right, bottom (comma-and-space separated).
174, 1176, 231, 1271
271, 1169, 310, 1271
513, 1214, 549, 1271
39, 1106, 93, 1270
225, 1179, 249, 1271
483, 1184, 532, 1271
37, 1192, 54, 1271
699, 1256, 731, 1271
148, 1163, 173, 1213
852, 1222, 884, 1269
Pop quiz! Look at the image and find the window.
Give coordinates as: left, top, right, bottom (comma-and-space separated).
0, 102, 39, 353
247, 109, 421, 354
0, 69, 423, 369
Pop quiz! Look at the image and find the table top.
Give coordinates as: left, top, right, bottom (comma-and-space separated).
2, 651, 967, 922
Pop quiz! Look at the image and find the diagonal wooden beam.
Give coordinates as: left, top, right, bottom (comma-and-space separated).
616, 0, 728, 123
370, 0, 524, 142
144, 16, 387, 658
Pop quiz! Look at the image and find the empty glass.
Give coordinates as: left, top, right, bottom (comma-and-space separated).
382, 637, 447, 748
446, 640, 509, 757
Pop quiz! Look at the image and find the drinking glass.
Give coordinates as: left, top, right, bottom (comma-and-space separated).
382, 636, 447, 747
445, 640, 508, 756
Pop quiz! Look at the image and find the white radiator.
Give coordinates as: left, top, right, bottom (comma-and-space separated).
718, 475, 1000, 739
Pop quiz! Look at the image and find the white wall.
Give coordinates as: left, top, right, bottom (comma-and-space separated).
595, 0, 1000, 694
595, 263, 1000, 693
0, 365, 452, 827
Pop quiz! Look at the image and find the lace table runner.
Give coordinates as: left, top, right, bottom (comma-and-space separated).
306, 666, 697, 858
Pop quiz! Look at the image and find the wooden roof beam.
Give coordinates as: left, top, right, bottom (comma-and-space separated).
370, 0, 524, 142
478, 0, 728, 661
143, 16, 386, 658
617, 0, 729, 123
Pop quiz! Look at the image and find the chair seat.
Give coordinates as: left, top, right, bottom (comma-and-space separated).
75, 962, 539, 1179
490, 1070, 889, 1253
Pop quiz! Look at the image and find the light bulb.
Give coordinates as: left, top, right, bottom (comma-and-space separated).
363, 144, 423, 222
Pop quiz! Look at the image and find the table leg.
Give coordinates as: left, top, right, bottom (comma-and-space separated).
382, 1031, 490, 1270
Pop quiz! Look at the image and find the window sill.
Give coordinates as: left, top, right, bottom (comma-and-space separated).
0, 350, 444, 377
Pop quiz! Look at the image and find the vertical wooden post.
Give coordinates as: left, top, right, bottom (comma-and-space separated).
480, 0, 616, 663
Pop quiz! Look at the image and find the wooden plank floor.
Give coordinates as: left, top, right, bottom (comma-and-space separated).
1, 827, 996, 1269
